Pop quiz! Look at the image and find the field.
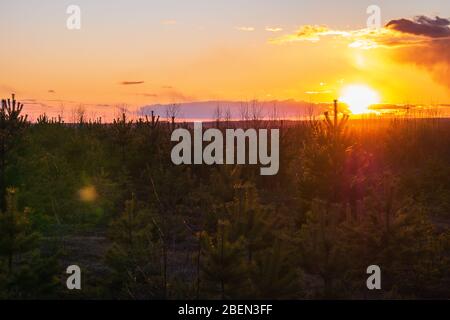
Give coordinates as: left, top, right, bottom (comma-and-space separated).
0, 98, 449, 299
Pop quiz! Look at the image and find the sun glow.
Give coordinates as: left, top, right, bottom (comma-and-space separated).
339, 84, 380, 114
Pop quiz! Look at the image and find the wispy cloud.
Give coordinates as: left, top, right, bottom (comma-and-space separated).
120, 81, 145, 85
265, 27, 283, 32
270, 25, 350, 43
305, 90, 332, 95
236, 26, 255, 32
271, 16, 450, 88
270, 16, 450, 49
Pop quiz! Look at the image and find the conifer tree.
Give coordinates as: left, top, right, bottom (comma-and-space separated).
297, 199, 349, 298
0, 94, 28, 211
340, 177, 450, 298
105, 194, 164, 299
0, 188, 39, 273
226, 183, 271, 262
200, 221, 248, 299
249, 241, 300, 299
0, 188, 58, 298
299, 101, 352, 206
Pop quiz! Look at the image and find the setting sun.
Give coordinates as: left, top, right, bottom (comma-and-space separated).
339, 85, 380, 114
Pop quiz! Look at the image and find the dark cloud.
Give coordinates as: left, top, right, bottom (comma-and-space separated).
390, 38, 450, 87
120, 81, 145, 85
385, 16, 450, 89
386, 16, 450, 38
48, 89, 55, 93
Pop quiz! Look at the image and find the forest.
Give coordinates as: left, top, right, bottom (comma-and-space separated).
0, 94, 449, 299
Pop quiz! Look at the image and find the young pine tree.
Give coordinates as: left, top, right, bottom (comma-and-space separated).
200, 221, 248, 299
296, 199, 350, 298
0, 94, 28, 212
226, 183, 272, 263
249, 241, 300, 299
0, 188, 58, 298
105, 194, 164, 299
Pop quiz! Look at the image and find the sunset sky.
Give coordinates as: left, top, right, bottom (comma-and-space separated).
1, 0, 450, 118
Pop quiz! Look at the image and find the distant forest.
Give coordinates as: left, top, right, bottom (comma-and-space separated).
0, 95, 449, 299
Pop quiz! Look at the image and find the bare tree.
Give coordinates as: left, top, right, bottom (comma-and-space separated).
166, 103, 181, 130
239, 101, 249, 121
224, 106, 232, 123
306, 102, 316, 121
250, 100, 263, 121
213, 104, 223, 124
71, 104, 86, 124
165, 103, 181, 121
58, 103, 65, 123
116, 104, 129, 119
269, 102, 279, 122
250, 100, 264, 129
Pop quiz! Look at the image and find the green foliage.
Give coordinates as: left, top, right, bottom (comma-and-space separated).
249, 241, 300, 299
105, 194, 164, 299
200, 221, 248, 299
0, 188, 59, 298
0, 94, 28, 211
296, 200, 350, 298
199, 185, 300, 299
0, 95, 449, 299
0, 188, 40, 273
340, 186, 450, 298
226, 183, 272, 262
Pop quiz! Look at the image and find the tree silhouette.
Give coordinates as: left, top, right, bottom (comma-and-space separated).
0, 94, 28, 211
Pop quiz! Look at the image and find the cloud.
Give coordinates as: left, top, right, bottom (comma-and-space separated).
120, 81, 145, 85
386, 16, 450, 38
48, 89, 55, 93
271, 16, 450, 48
384, 16, 450, 88
305, 90, 332, 95
270, 25, 351, 43
269, 23, 427, 48
270, 16, 450, 89
236, 26, 255, 32
265, 27, 283, 32
389, 37, 450, 88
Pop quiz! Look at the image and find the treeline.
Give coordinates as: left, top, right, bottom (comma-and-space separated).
0, 95, 449, 299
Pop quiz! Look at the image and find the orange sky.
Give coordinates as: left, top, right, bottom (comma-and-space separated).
1, 1, 450, 120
